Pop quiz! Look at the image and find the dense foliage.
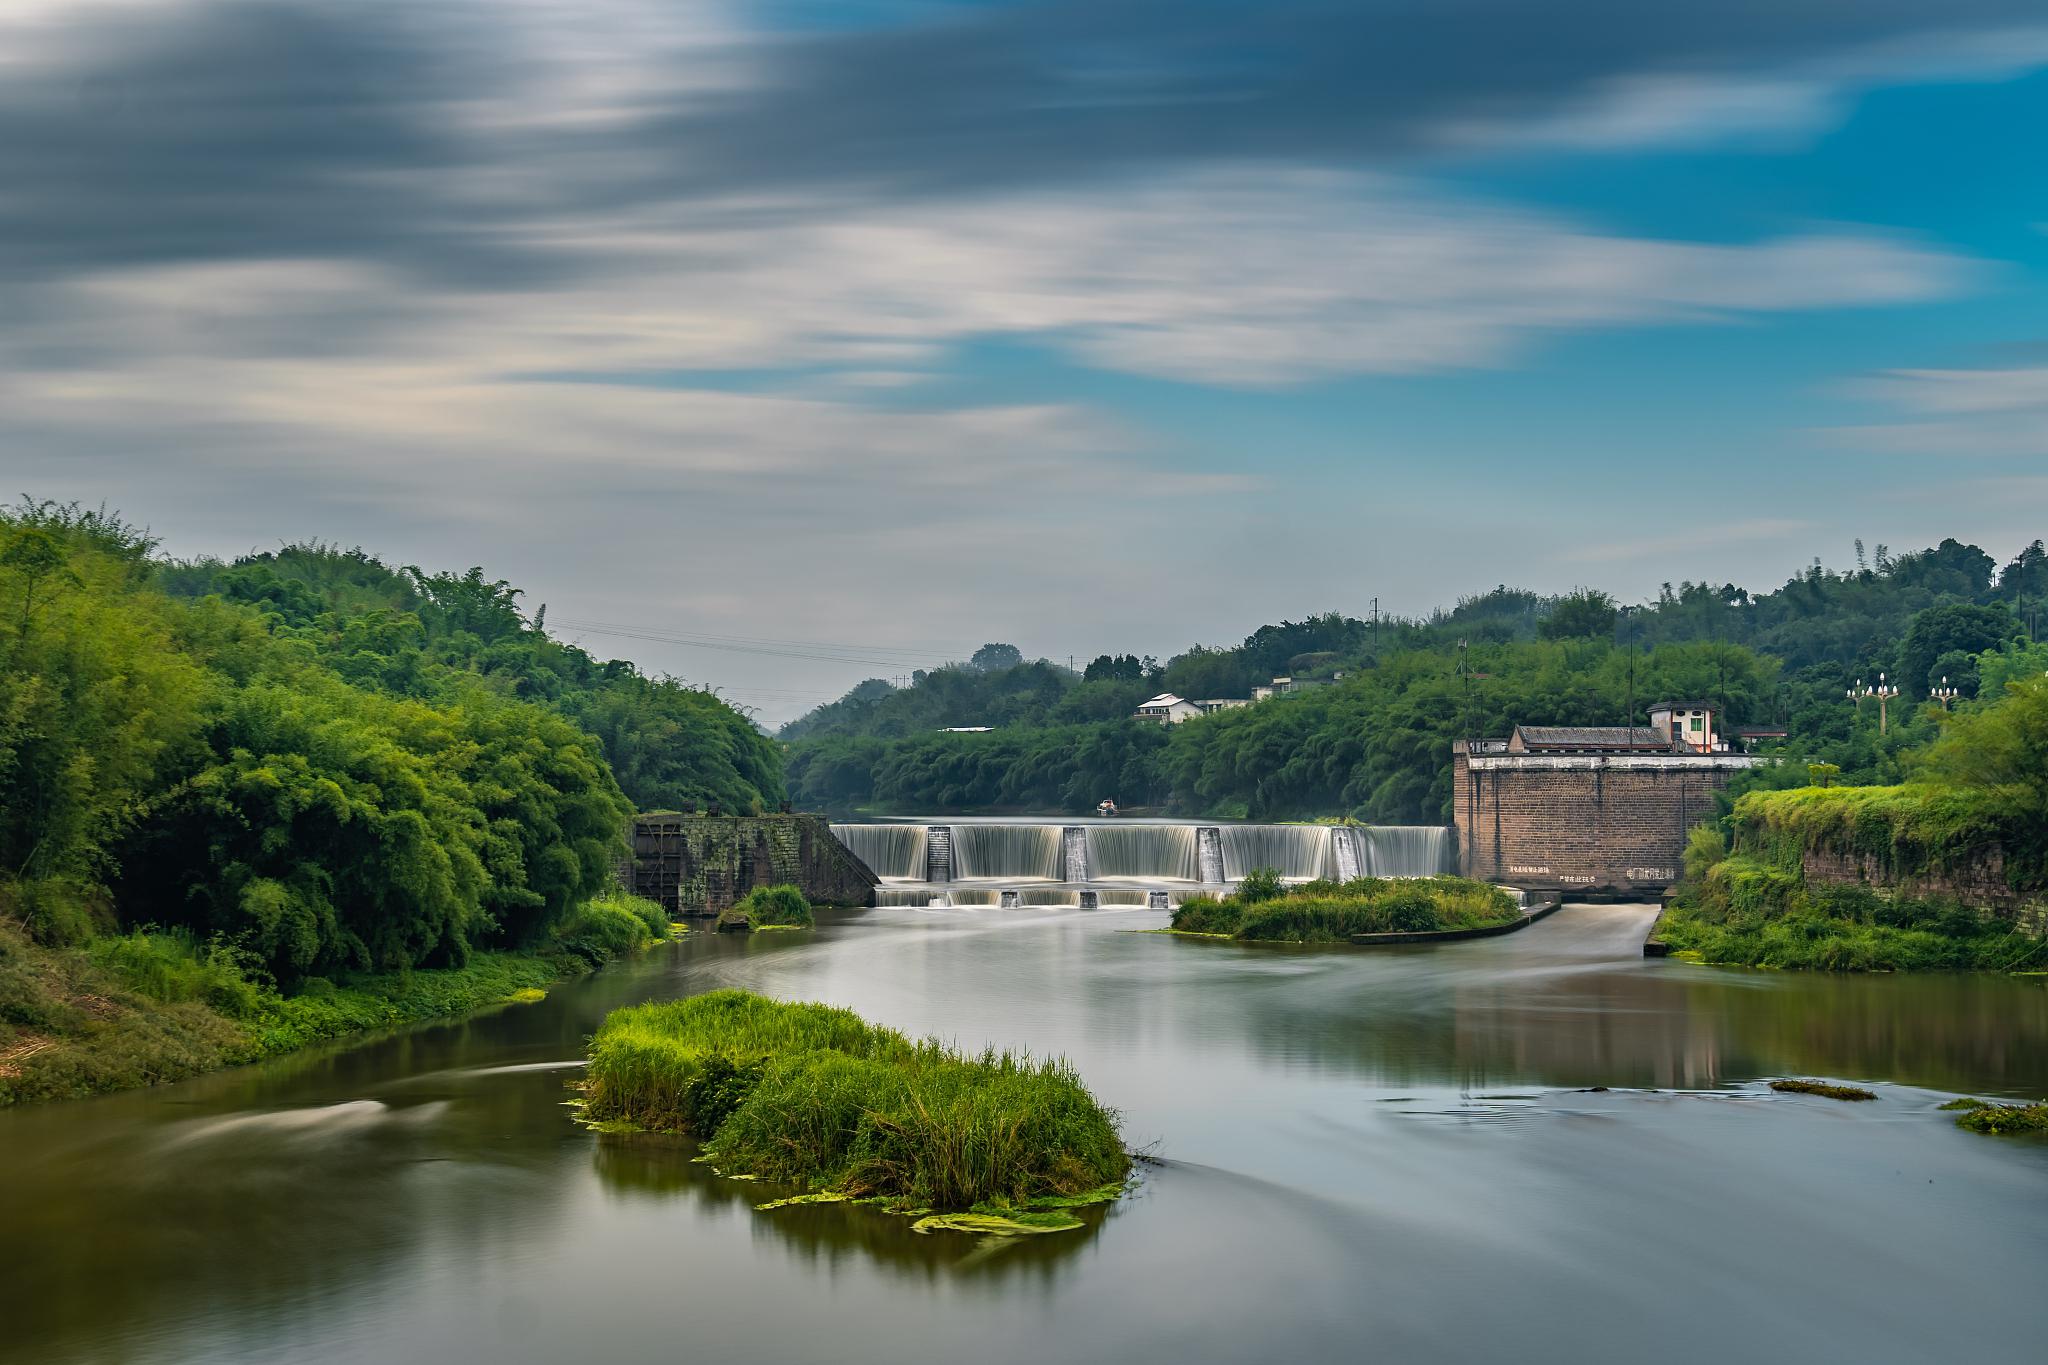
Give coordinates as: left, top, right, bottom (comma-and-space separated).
1662, 677, 2048, 971
785, 534, 2043, 818
0, 501, 759, 991
581, 990, 1128, 1215
161, 543, 783, 815
1170, 875, 1520, 943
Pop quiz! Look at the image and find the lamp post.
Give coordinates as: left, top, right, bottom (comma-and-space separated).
1847, 674, 1901, 733
1930, 676, 1960, 711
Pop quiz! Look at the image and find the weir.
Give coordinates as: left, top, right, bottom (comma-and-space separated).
953, 823, 1061, 880
1062, 827, 1089, 882
925, 826, 955, 883
841, 819, 1453, 906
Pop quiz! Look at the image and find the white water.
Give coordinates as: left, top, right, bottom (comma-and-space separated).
952, 824, 1061, 880
1085, 824, 1199, 881
831, 824, 927, 880
838, 820, 1452, 888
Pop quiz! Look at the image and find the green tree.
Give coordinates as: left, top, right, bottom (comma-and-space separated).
1539, 589, 1618, 640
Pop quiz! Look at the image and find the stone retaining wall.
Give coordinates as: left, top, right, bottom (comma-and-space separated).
628, 814, 878, 916
1800, 846, 2047, 936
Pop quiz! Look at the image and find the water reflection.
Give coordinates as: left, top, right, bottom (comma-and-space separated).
1, 902, 2043, 1365
591, 1131, 1111, 1281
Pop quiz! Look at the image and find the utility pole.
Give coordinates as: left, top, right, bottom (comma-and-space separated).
1372, 597, 1379, 654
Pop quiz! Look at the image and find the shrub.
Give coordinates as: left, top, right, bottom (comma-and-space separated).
549, 893, 663, 967
1234, 867, 1286, 903
87, 930, 265, 1019
1682, 824, 1728, 884
1168, 894, 1240, 935
729, 884, 814, 930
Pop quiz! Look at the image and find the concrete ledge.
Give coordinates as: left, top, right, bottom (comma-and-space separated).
1350, 896, 1561, 946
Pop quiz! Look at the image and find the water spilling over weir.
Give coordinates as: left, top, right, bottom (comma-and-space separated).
832, 819, 1453, 906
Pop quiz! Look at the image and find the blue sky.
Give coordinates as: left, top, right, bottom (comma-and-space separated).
4, 1, 2045, 722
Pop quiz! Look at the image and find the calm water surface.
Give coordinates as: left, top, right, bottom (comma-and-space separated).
4, 903, 2046, 1364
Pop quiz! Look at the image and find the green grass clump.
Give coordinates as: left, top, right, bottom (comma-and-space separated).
1769, 1079, 1876, 1101
550, 890, 669, 966
1948, 1099, 2048, 1135
581, 990, 1128, 1213
716, 885, 815, 933
1168, 874, 1519, 944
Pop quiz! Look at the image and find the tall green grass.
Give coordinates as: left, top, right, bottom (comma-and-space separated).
718, 884, 814, 931
1169, 875, 1520, 943
581, 990, 1128, 1210
3, 889, 669, 1106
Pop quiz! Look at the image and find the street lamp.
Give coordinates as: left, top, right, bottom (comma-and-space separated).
1847, 674, 1901, 733
1930, 677, 1961, 711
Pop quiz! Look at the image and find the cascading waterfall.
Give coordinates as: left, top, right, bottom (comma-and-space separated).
832, 824, 927, 881
836, 820, 1453, 908
951, 824, 1061, 880
1062, 827, 1089, 882
1085, 825, 1199, 880
1358, 825, 1453, 878
1218, 825, 1335, 881
1332, 827, 1363, 881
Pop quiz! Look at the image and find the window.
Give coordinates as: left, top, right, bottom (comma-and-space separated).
1688, 716, 1703, 731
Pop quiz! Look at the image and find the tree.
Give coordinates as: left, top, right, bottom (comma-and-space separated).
1896, 602, 2016, 699
971, 642, 1024, 673
1539, 589, 1618, 640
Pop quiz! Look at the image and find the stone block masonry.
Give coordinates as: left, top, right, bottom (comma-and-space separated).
1453, 744, 1760, 897
1801, 847, 2048, 936
629, 813, 879, 916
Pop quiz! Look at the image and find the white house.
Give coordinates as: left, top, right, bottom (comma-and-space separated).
1647, 700, 1726, 753
1133, 693, 1204, 724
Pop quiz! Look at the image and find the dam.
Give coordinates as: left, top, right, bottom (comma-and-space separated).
831, 818, 1453, 907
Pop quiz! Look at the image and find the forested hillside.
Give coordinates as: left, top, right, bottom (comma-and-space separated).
784, 536, 2045, 819
0, 501, 771, 980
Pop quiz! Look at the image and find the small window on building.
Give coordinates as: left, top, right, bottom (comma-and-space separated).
1688, 717, 1703, 731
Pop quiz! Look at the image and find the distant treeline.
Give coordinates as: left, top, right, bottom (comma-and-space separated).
783, 535, 2046, 819
0, 500, 776, 983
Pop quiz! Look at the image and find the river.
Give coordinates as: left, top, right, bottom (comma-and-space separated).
3, 902, 2045, 1364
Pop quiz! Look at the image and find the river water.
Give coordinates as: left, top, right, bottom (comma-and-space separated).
4, 903, 2045, 1364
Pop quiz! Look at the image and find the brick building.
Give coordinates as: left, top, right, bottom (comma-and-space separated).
1453, 702, 1763, 897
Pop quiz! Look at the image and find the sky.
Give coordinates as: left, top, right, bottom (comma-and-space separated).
5, 0, 2046, 724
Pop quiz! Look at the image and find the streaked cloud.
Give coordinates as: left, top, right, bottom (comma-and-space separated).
1829, 367, 2048, 458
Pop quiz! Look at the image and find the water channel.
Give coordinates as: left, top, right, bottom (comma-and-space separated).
3, 902, 2045, 1363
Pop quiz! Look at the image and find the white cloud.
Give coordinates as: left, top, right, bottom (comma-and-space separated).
1827, 366, 2048, 457
1446, 24, 2048, 154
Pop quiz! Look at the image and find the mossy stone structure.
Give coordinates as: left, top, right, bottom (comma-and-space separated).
629, 813, 878, 917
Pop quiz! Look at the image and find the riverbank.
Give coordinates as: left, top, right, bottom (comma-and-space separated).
0, 893, 671, 1107
1655, 859, 2045, 972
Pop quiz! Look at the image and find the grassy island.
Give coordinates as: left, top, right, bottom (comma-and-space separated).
1169, 872, 1521, 943
580, 991, 1129, 1223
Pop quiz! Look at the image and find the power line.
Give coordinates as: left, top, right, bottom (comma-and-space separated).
553, 619, 965, 670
